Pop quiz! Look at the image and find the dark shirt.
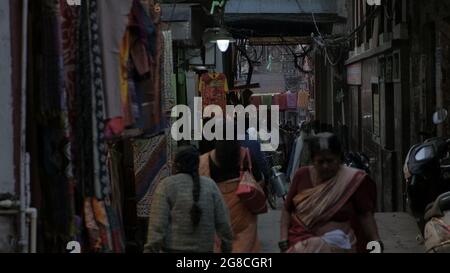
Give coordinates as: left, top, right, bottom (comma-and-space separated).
240, 134, 271, 182
209, 151, 263, 183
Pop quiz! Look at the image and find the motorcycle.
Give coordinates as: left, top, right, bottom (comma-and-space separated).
404, 108, 450, 253
264, 150, 289, 209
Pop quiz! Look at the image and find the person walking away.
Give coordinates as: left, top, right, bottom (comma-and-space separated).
199, 136, 262, 253
144, 146, 233, 253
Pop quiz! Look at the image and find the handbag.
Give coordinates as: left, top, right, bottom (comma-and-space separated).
235, 148, 268, 215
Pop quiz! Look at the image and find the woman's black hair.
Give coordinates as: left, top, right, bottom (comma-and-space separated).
215, 120, 241, 172
308, 132, 343, 160
174, 145, 202, 229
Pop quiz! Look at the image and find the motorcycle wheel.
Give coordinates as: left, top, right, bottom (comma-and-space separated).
266, 182, 278, 210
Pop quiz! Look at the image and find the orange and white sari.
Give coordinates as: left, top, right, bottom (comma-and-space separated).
199, 149, 260, 253
288, 166, 367, 253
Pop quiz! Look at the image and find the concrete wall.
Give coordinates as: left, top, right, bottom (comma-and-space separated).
0, 0, 16, 252
0, 0, 14, 194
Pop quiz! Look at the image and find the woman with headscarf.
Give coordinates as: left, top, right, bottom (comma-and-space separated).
279, 133, 382, 253
144, 146, 233, 253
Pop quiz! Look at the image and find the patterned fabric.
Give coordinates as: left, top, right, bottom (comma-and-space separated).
199, 73, 229, 112
31, 0, 74, 251
162, 30, 176, 171
120, 31, 134, 127
60, 0, 79, 238
74, 0, 95, 197
287, 91, 298, 109
133, 136, 170, 217
88, 0, 111, 199
298, 90, 310, 110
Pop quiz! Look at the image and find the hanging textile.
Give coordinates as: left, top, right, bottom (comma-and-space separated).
30, 0, 74, 252
162, 29, 176, 171
128, 0, 165, 135
261, 94, 273, 106
298, 90, 310, 111
88, 0, 111, 199
60, 0, 79, 241
272, 93, 287, 110
251, 95, 262, 108
286, 91, 298, 110
133, 136, 171, 218
198, 72, 229, 112
97, 0, 134, 122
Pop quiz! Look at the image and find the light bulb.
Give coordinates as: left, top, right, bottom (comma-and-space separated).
217, 40, 230, 52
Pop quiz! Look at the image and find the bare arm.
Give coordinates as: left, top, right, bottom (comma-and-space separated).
280, 208, 291, 241
279, 207, 291, 252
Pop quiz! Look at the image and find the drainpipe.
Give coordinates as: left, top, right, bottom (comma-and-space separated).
26, 208, 37, 253
19, 0, 29, 253
0, 207, 37, 253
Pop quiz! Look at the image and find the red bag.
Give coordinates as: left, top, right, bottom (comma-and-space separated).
236, 148, 268, 215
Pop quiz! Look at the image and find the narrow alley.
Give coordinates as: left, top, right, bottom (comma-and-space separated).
0, 0, 449, 256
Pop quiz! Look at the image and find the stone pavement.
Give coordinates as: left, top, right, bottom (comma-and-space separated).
258, 209, 425, 253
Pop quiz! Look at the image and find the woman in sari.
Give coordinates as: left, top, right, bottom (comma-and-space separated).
280, 133, 382, 253
199, 136, 263, 253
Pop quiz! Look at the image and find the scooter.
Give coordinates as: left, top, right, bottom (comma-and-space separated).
404, 109, 450, 253
264, 151, 289, 209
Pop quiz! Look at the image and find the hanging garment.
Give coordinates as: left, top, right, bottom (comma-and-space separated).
272, 94, 280, 107
120, 30, 135, 127
162, 30, 176, 118
198, 72, 229, 112
128, 0, 165, 135
89, 0, 111, 199
279, 93, 288, 111
97, 0, 134, 122
298, 90, 310, 111
30, 0, 75, 252
272, 93, 287, 111
251, 96, 262, 108
75, 0, 95, 197
133, 136, 171, 218
261, 95, 273, 106
287, 91, 298, 110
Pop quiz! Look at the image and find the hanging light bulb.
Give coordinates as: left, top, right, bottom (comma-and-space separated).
216, 39, 230, 52
203, 28, 235, 53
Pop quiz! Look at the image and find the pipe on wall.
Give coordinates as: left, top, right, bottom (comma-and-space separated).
0, 208, 37, 253
19, 0, 29, 253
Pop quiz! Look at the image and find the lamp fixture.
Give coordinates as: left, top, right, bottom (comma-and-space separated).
203, 27, 235, 52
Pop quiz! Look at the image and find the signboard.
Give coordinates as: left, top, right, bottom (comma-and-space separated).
347, 62, 362, 85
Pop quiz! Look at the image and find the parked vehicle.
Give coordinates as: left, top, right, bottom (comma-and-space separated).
264, 150, 289, 209
403, 108, 450, 253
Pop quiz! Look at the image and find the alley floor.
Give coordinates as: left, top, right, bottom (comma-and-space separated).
258, 209, 425, 253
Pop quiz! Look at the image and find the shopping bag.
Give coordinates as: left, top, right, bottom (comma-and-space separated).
235, 148, 268, 215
